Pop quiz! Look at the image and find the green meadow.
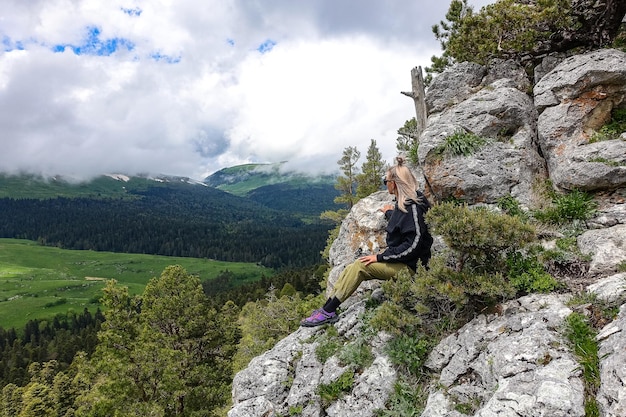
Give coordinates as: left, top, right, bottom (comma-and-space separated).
0, 238, 272, 329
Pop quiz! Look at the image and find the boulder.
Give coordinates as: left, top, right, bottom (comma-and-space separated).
578, 224, 626, 277
420, 78, 545, 205
423, 294, 585, 417
534, 49, 626, 191
230, 48, 626, 417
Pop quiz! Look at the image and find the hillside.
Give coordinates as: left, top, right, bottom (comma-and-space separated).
0, 172, 339, 269
0, 173, 205, 200
204, 162, 341, 218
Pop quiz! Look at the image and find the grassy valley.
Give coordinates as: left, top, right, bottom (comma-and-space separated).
0, 238, 271, 329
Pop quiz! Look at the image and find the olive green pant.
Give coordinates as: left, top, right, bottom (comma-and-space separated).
329, 260, 410, 302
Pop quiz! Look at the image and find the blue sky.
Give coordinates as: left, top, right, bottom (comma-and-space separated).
0, 0, 494, 180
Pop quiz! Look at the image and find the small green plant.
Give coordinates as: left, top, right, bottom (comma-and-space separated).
588, 157, 622, 167
386, 334, 432, 377
497, 194, 529, 220
317, 370, 355, 406
556, 237, 577, 252
506, 252, 560, 294
288, 405, 303, 416
375, 378, 428, 417
432, 130, 488, 159
563, 312, 600, 417
617, 260, 626, 273
315, 326, 344, 363
532, 189, 597, 224
338, 339, 374, 369
454, 400, 480, 415
566, 292, 619, 328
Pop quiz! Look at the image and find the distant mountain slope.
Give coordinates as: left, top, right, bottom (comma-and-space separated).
0, 173, 205, 200
204, 162, 341, 217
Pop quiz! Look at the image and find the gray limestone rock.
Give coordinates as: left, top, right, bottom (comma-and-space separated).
587, 273, 626, 303
597, 304, 626, 417
420, 78, 545, 205
426, 62, 486, 115
534, 49, 626, 191
327, 191, 392, 298
423, 294, 585, 417
578, 225, 626, 277
229, 297, 397, 417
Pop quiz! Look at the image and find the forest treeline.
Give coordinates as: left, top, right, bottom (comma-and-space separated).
0, 265, 323, 396
0, 185, 334, 269
0, 309, 104, 388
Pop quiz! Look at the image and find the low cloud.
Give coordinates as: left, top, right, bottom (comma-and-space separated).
0, 0, 494, 180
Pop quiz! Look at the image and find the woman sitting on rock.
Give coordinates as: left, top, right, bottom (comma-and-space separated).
301, 156, 433, 327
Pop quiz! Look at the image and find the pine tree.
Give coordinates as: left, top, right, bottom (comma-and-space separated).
427, 0, 626, 78
356, 139, 387, 198
74, 266, 239, 416
334, 146, 361, 209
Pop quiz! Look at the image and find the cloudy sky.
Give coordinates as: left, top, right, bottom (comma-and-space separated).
1, 0, 494, 180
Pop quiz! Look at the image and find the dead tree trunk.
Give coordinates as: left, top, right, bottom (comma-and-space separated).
401, 66, 428, 138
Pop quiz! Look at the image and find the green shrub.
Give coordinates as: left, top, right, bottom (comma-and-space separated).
432, 131, 487, 159
532, 189, 597, 224
506, 252, 560, 294
369, 300, 423, 336
426, 202, 536, 273
44, 298, 67, 308
372, 203, 539, 337
386, 334, 432, 378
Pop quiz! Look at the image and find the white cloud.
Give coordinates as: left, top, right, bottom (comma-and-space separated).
0, 0, 495, 180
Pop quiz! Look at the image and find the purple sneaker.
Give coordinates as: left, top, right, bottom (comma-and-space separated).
300, 309, 339, 327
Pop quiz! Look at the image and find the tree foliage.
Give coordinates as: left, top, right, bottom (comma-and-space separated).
233, 287, 320, 372
0, 309, 103, 388
0, 188, 331, 269
334, 146, 361, 209
356, 139, 386, 199
75, 266, 239, 416
396, 118, 420, 164
428, 0, 626, 77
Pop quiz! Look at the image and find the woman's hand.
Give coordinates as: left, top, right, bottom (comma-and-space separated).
379, 204, 394, 213
358, 254, 378, 266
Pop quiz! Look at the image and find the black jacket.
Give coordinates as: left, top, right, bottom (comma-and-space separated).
376, 191, 433, 271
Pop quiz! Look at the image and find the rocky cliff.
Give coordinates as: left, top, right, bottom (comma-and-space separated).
228, 49, 626, 417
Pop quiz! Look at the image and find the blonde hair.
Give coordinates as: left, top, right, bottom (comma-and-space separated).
386, 156, 419, 212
